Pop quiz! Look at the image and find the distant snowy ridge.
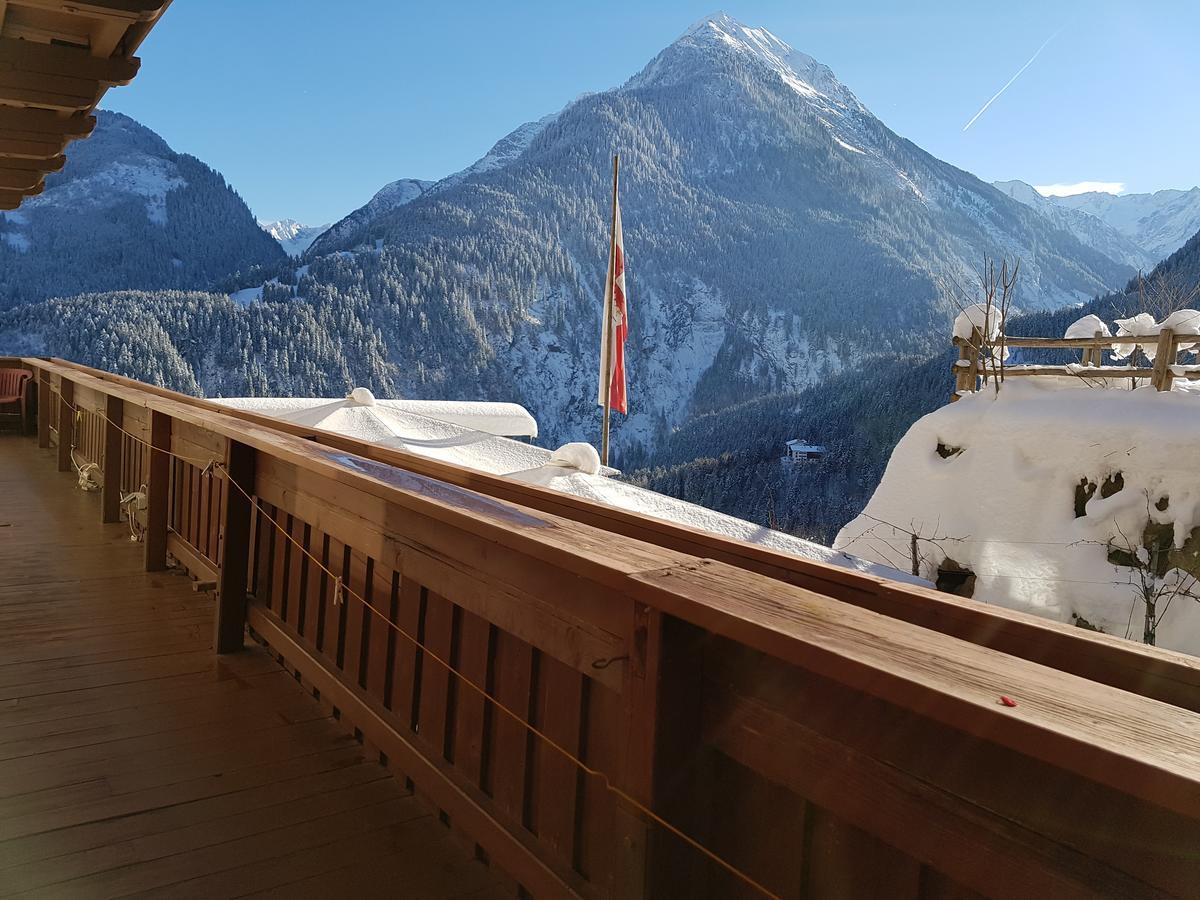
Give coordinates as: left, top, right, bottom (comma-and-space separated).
994, 180, 1156, 270
999, 180, 1200, 264
259, 219, 330, 257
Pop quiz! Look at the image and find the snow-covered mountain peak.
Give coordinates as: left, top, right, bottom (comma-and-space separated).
632, 12, 864, 113
259, 219, 331, 257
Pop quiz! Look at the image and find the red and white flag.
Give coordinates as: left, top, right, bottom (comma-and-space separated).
598, 197, 628, 414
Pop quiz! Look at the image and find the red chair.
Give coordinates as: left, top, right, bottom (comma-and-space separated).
0, 369, 32, 435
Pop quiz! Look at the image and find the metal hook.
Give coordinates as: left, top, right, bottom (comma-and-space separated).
590, 654, 630, 670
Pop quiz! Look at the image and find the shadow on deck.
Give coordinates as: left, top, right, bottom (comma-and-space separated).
0, 435, 502, 898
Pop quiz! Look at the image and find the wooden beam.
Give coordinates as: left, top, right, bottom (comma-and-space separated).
0, 35, 138, 83
101, 394, 122, 523
0, 168, 43, 190
215, 440, 254, 653
0, 137, 73, 159
0, 107, 95, 135
0, 154, 64, 172
55, 375, 72, 472
144, 409, 170, 571
15, 0, 168, 20
0, 68, 102, 111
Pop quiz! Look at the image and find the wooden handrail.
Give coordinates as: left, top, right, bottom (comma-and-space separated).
35, 357, 1200, 715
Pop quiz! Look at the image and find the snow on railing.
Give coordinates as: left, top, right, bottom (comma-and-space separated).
950, 310, 1200, 400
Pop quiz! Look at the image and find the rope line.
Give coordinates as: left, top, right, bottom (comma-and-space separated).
47, 385, 781, 900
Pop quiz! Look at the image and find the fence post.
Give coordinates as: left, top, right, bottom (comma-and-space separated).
616, 604, 709, 899
1152, 328, 1176, 392
56, 377, 74, 472
101, 395, 123, 524
215, 439, 255, 653
951, 327, 982, 402
144, 410, 171, 571
36, 370, 49, 448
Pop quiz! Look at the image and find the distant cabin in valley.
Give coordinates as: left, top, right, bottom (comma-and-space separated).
783, 439, 827, 464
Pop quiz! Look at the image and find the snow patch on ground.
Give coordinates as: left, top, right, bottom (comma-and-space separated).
22, 157, 186, 225
230, 285, 264, 305
835, 380, 1200, 654
3, 232, 31, 253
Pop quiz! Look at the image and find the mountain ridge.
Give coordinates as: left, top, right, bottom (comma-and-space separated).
0, 111, 286, 309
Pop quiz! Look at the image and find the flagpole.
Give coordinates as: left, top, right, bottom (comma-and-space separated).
600, 153, 619, 467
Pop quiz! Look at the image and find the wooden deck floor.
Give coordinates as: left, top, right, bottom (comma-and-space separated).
0, 435, 503, 899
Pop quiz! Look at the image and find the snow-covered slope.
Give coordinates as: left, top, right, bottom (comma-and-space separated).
994, 180, 1156, 270
836, 378, 1200, 655
0, 112, 286, 309
259, 219, 330, 257
1052, 188, 1200, 262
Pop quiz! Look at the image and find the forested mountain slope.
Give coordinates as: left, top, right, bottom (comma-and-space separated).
0, 112, 285, 309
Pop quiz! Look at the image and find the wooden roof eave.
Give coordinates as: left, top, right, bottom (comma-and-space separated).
0, 0, 169, 208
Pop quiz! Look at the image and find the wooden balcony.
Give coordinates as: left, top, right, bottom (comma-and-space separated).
1, 356, 1199, 899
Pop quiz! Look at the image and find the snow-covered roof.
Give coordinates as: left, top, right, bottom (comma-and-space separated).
217, 391, 538, 438
213, 394, 917, 585
835, 379, 1200, 655
785, 439, 826, 452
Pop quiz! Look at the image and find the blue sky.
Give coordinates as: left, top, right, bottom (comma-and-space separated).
101, 0, 1200, 225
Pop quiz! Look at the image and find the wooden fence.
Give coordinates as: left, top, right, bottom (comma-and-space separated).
11, 356, 1200, 899
951, 327, 1200, 399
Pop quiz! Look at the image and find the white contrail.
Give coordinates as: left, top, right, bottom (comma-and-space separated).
963, 31, 1060, 131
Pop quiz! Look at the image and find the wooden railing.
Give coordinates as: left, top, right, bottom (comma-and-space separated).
952, 328, 1200, 398
9, 356, 1200, 899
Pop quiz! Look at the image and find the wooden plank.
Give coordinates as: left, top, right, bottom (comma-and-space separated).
418, 591, 456, 760
0, 106, 95, 135
531, 656, 584, 867
707, 752, 806, 900
388, 577, 424, 731
342, 549, 371, 687
215, 440, 254, 653
167, 530, 218, 584
0, 34, 139, 82
486, 630, 534, 829
143, 409, 170, 571
806, 806, 921, 900
365, 566, 396, 702
453, 610, 493, 787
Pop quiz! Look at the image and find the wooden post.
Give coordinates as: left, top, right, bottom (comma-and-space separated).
36, 370, 49, 448
56, 377, 74, 472
951, 327, 982, 401
215, 439, 255, 653
101, 395, 123, 524
144, 410, 171, 571
1152, 328, 1176, 392
616, 604, 708, 899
